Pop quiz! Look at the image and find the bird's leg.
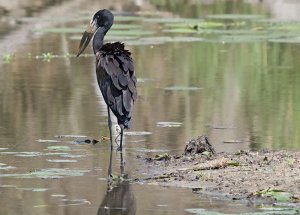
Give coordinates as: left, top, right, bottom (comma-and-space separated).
107, 106, 113, 184
119, 128, 125, 176
107, 142, 113, 191
119, 127, 124, 151
120, 148, 125, 177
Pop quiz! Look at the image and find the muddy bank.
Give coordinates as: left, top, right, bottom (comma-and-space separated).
139, 137, 300, 204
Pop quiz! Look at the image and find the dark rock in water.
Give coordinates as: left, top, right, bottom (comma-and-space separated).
184, 135, 215, 155
92, 139, 99, 144
84, 139, 91, 144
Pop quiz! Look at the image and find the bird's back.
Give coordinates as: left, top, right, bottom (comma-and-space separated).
96, 42, 137, 129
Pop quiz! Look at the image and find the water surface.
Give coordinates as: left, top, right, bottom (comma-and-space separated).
1, 0, 300, 214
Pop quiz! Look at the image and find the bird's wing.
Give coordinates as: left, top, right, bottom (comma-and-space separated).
97, 43, 137, 119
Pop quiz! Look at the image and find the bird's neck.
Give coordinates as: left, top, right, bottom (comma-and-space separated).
92, 27, 107, 54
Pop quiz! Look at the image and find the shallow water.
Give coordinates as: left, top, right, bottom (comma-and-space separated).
1, 0, 300, 214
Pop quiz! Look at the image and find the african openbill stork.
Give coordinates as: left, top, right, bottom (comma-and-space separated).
76, 9, 137, 179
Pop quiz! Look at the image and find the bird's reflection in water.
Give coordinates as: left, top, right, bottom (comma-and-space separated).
98, 181, 136, 215
98, 149, 136, 215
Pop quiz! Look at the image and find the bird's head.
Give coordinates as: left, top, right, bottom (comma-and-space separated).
77, 9, 114, 57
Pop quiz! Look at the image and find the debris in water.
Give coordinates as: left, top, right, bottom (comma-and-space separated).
184, 135, 215, 155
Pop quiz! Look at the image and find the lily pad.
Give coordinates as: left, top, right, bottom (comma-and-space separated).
137, 77, 155, 83
108, 30, 155, 37
31, 168, 90, 179
143, 17, 200, 24
18, 188, 48, 192
32, 188, 48, 192
47, 146, 71, 151
51, 194, 66, 198
0, 165, 16, 170
33, 27, 84, 33
206, 14, 265, 20
124, 131, 152, 136
55, 135, 88, 138
163, 28, 198, 34
59, 198, 91, 206
36, 139, 61, 143
15, 152, 43, 157
114, 15, 140, 22
185, 208, 224, 215
269, 37, 300, 44
60, 154, 86, 158
44, 152, 70, 156
111, 24, 141, 30
164, 86, 203, 91
165, 22, 225, 29
0, 185, 17, 188
134, 148, 169, 153
105, 35, 138, 41
223, 140, 243, 144
0, 168, 89, 179
47, 159, 78, 163
136, 36, 204, 44
156, 122, 183, 128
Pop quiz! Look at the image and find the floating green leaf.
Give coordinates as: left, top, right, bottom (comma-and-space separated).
124, 131, 152, 136
47, 146, 71, 151
114, 15, 140, 22
163, 28, 198, 34
36, 139, 61, 143
164, 86, 203, 91
47, 159, 78, 163
108, 30, 155, 36
156, 122, 183, 128
0, 168, 89, 179
33, 27, 84, 33
55, 134, 88, 138
269, 37, 300, 44
206, 14, 265, 20
255, 188, 293, 202
0, 165, 16, 170
143, 17, 201, 24
31, 168, 90, 179
111, 24, 142, 30
51, 194, 66, 198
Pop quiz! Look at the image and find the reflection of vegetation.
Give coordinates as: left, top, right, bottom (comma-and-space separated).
2, 53, 15, 64
132, 35, 300, 150
150, 0, 264, 18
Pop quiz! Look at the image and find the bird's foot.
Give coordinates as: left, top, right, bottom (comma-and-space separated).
107, 174, 113, 191
116, 145, 122, 151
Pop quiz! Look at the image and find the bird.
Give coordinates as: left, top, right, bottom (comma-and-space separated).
76, 9, 137, 179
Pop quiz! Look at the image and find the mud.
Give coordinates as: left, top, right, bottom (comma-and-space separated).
140, 140, 300, 204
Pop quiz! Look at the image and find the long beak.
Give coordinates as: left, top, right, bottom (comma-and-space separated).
76, 21, 97, 57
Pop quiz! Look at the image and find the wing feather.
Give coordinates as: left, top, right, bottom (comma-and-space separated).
97, 42, 137, 128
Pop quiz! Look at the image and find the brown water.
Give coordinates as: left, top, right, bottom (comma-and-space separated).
1, 0, 300, 214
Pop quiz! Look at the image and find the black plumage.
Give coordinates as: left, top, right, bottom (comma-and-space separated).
97, 42, 137, 129
76, 9, 137, 180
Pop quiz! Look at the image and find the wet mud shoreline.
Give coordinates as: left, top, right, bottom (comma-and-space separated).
138, 141, 300, 205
